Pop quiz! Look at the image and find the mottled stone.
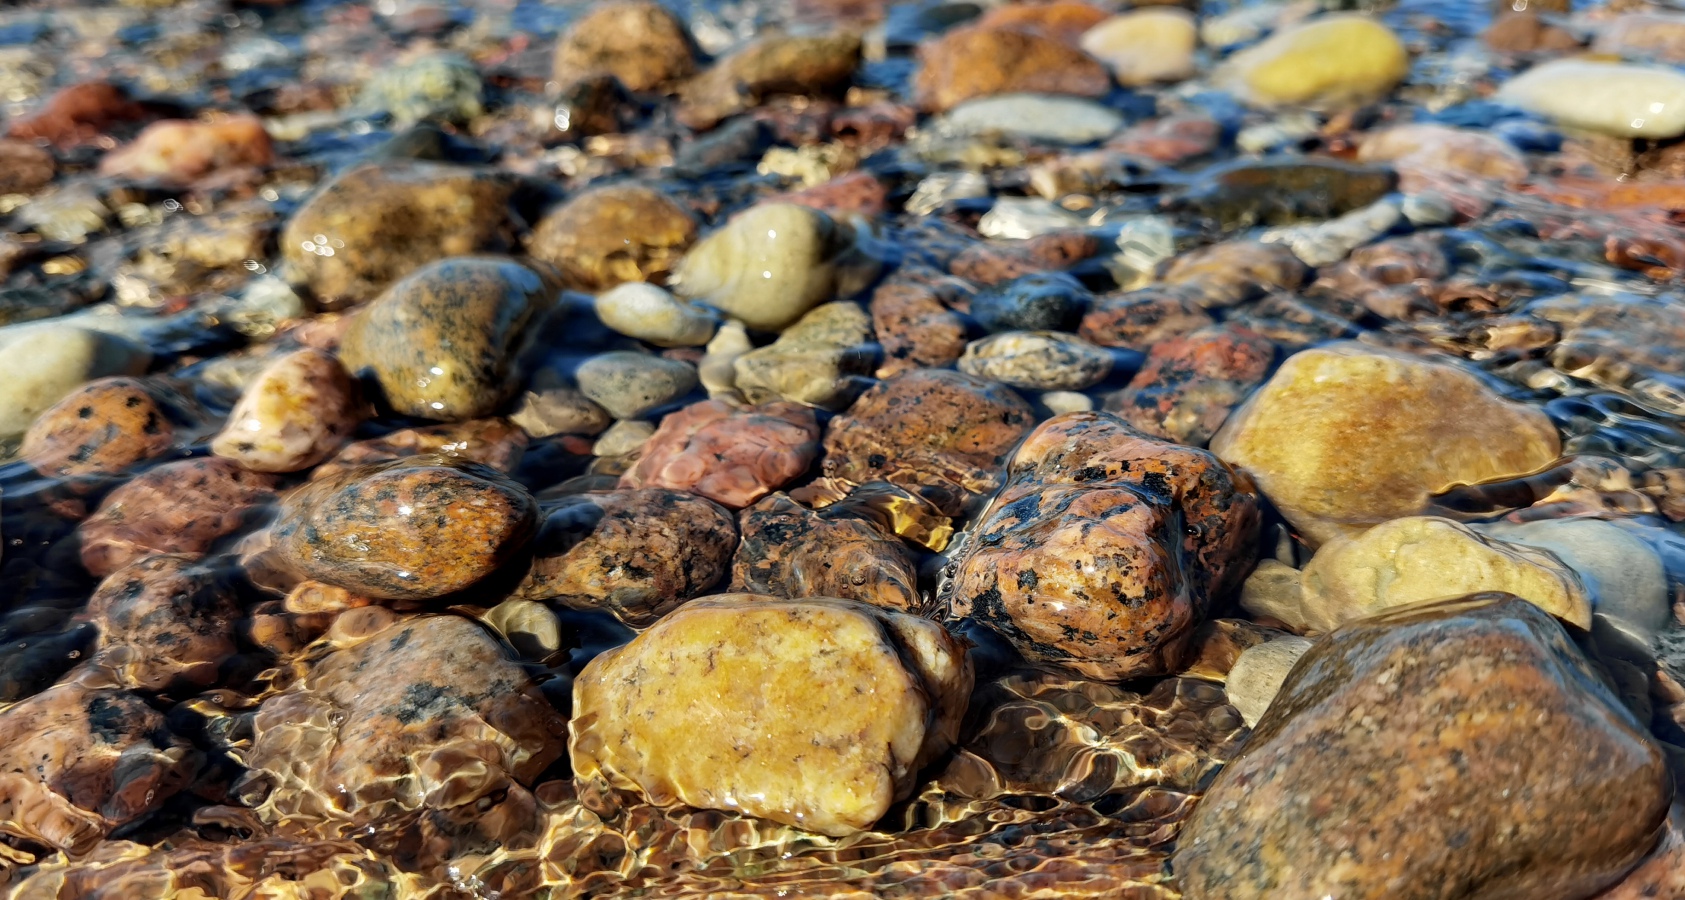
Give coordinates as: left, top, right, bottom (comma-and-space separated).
339, 257, 556, 421
80, 457, 278, 577
512, 488, 735, 627
674, 203, 864, 332
971, 272, 1089, 334
571, 595, 971, 835
258, 455, 538, 601
1594, 13, 1685, 63
1216, 14, 1409, 109
1160, 240, 1309, 308
22, 377, 204, 479
1176, 158, 1398, 231
0, 325, 150, 437
1176, 595, 1672, 900
913, 24, 1111, 114
1358, 123, 1530, 182
593, 282, 716, 347
212, 348, 365, 473
553, 0, 697, 91
311, 418, 528, 482
869, 276, 970, 377
0, 677, 198, 856
88, 554, 239, 691
353, 53, 483, 125
1209, 343, 1561, 546
958, 330, 1112, 391
974, 0, 1109, 43
576, 351, 698, 420
1222, 634, 1312, 728
949, 231, 1102, 285
281, 162, 519, 309
510, 386, 612, 438
677, 33, 861, 130
243, 615, 567, 833
947, 411, 1261, 680
731, 492, 919, 611
98, 115, 273, 183
527, 184, 697, 292
1104, 325, 1274, 447
1079, 286, 1215, 350
734, 301, 876, 410
619, 400, 820, 508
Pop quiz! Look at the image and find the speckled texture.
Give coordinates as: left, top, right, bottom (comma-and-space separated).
280, 161, 520, 309
21, 377, 204, 479
211, 348, 365, 473
948, 231, 1102, 285
1079, 286, 1216, 350
869, 278, 970, 377
1105, 325, 1275, 447
511, 488, 735, 627
1158, 239, 1308, 308
619, 399, 820, 508
87, 554, 239, 691
527, 183, 697, 292
338, 256, 556, 421
947, 411, 1260, 680
79, 457, 278, 577
958, 330, 1112, 391
552, 0, 697, 91
913, 24, 1111, 113
730, 492, 920, 611
258, 454, 538, 600
571, 595, 971, 836
1176, 595, 1672, 900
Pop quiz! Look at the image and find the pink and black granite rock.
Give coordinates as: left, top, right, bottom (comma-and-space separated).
619, 399, 820, 508
309, 418, 528, 482
730, 492, 920, 612
1104, 326, 1275, 447
22, 377, 208, 480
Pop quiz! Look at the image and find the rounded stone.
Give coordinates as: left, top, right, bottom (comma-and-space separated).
620, 399, 820, 508
575, 351, 698, 420
1079, 8, 1198, 87
730, 493, 920, 612
1496, 59, 1685, 140
552, 0, 697, 92
21, 377, 202, 479
88, 554, 239, 691
211, 348, 365, 473
593, 419, 657, 457
674, 203, 858, 332
970, 272, 1090, 333
733, 301, 877, 410
913, 24, 1112, 114
1218, 14, 1409, 109
0, 324, 151, 437
339, 256, 557, 422
80, 457, 278, 577
957, 330, 1113, 391
676, 33, 861, 130
593, 282, 716, 347
527, 184, 698, 292
98, 115, 273, 183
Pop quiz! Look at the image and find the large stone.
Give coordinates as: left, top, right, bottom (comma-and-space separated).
913, 24, 1111, 114
571, 595, 971, 836
22, 377, 206, 479
1209, 342, 1561, 546
80, 457, 278, 577
526, 183, 697, 292
619, 400, 820, 508
211, 348, 365, 473
1217, 14, 1409, 109
338, 257, 556, 421
674, 203, 862, 332
1480, 518, 1673, 646
281, 162, 519, 309
1105, 325, 1274, 447
730, 492, 920, 611
1176, 595, 1672, 900
946, 411, 1260, 680
1497, 60, 1685, 140
88, 554, 239, 691
552, 0, 697, 92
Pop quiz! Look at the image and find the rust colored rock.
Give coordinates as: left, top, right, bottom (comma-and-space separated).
6, 82, 147, 148
243, 615, 567, 835
819, 368, 1036, 513
98, 115, 273, 183
1159, 240, 1308, 308
0, 676, 198, 856
913, 25, 1111, 113
1176, 595, 1672, 900
211, 348, 365, 473
259, 455, 538, 601
1595, 806, 1685, 900
975, 0, 1110, 43
1105, 325, 1275, 447
949, 231, 1103, 286
526, 183, 697, 291
677, 33, 862, 130
620, 399, 820, 509
551, 0, 698, 92
511, 488, 736, 627
21, 377, 205, 479
0, 140, 55, 195
829, 101, 917, 152
1358, 123, 1529, 182
1106, 114, 1222, 165
730, 492, 920, 611
1079, 285, 1215, 350
311, 418, 528, 482
80, 457, 278, 578
87, 554, 239, 691
775, 171, 888, 217
870, 278, 970, 377
947, 411, 1261, 680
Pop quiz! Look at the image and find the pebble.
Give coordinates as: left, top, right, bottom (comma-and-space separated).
971, 272, 1089, 334
21, 377, 204, 479
950, 230, 1103, 285
1593, 13, 1685, 64
1210, 342, 1560, 546
933, 94, 1123, 145
977, 197, 1089, 240
575, 351, 698, 420
698, 319, 751, 397
678, 33, 861, 130
870, 277, 969, 376
1177, 595, 1671, 900
913, 23, 1111, 113
0, 324, 150, 437
946, 411, 1260, 680
1357, 123, 1530, 182
1259, 196, 1405, 267
97, 115, 273, 183
1222, 635, 1313, 728
594, 282, 716, 347
552, 0, 697, 91
619, 399, 820, 508
674, 203, 862, 332
1105, 325, 1275, 447
6, 81, 146, 148
1496, 60, 1685, 139
79, 458, 278, 577
1218, 14, 1409, 109
906, 170, 989, 216
958, 330, 1113, 391
734, 301, 876, 410
510, 385, 612, 437
593, 418, 656, 457
1080, 286, 1215, 350
255, 455, 538, 601
1480, 518, 1673, 646
338, 256, 557, 421
1160, 239, 1308, 308
731, 492, 920, 611
1079, 8, 1198, 87
88, 554, 238, 691
353, 52, 483, 125
512, 488, 735, 627
211, 348, 365, 473
280, 161, 519, 309
527, 183, 698, 292
570, 595, 971, 836
310, 418, 528, 481
1176, 158, 1398, 231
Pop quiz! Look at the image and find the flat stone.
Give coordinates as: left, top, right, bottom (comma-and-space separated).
934, 94, 1124, 145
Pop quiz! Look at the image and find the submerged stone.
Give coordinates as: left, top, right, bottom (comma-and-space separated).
620, 399, 820, 508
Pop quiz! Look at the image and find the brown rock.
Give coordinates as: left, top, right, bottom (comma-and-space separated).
211, 348, 365, 473
311, 418, 528, 482
1160, 239, 1308, 308
619, 399, 820, 508
1209, 342, 1562, 546
947, 411, 1261, 680
1485, 9, 1581, 54
258, 455, 538, 601
571, 595, 971, 836
80, 457, 278, 577
0, 140, 55, 194
511, 488, 736, 627
281, 161, 520, 309
869, 279, 970, 377
829, 101, 917, 152
526, 183, 697, 291
87, 554, 239, 691
1079, 285, 1215, 350
1176, 595, 1672, 900
1104, 325, 1275, 447
730, 492, 920, 611
21, 377, 205, 479
552, 0, 698, 92
98, 116, 273, 183
913, 24, 1111, 114
1357, 123, 1530, 182
678, 33, 862, 130
6, 82, 147, 148
949, 231, 1102, 285
975, 0, 1111, 44
775, 171, 888, 218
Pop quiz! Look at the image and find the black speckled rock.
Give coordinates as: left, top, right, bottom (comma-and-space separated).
730, 492, 920, 612
970, 272, 1091, 334
88, 554, 239, 692
21, 376, 208, 479
1176, 594, 1672, 900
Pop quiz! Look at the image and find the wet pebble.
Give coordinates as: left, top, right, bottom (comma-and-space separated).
0, 139, 55, 194
575, 351, 698, 420
593, 418, 656, 458
1217, 13, 1408, 109
1105, 324, 1274, 447
80, 457, 277, 577
913, 23, 1111, 113
869, 276, 970, 376
675, 202, 865, 332
734, 301, 876, 410
311, 417, 529, 481
619, 399, 819, 508
88, 554, 239, 691
1496, 59, 1685, 139
593, 282, 716, 347
678, 33, 860, 130
958, 330, 1112, 391
730, 492, 920, 611
353, 52, 482, 125
98, 115, 272, 183
970, 272, 1089, 334
527, 183, 697, 292
22, 377, 204, 479
510, 385, 612, 437
1222, 634, 1313, 728
211, 348, 365, 473
933, 94, 1123, 145
552, 0, 698, 92
1079, 9, 1197, 87
1480, 518, 1673, 646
